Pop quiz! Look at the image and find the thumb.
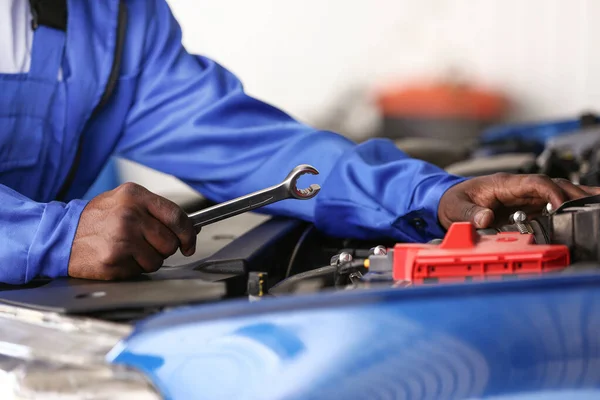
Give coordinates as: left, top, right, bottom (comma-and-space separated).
461, 202, 495, 228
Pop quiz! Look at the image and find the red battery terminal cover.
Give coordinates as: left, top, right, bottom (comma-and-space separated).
393, 222, 570, 284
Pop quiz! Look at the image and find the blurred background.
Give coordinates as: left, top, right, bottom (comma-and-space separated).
87, 0, 600, 202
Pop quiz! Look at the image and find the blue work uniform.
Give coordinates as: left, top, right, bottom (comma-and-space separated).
0, 0, 465, 284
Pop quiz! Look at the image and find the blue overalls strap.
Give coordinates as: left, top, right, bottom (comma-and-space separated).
28, 0, 67, 81
28, 26, 66, 81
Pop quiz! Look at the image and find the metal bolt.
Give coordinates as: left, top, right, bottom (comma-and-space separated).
339, 252, 353, 263
370, 245, 387, 256
510, 211, 527, 224
330, 252, 353, 266
510, 211, 533, 234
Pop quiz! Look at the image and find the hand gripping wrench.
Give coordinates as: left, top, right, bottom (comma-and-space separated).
188, 164, 321, 229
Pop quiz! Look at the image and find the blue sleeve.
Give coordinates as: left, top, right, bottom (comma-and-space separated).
0, 185, 86, 284
116, 0, 466, 243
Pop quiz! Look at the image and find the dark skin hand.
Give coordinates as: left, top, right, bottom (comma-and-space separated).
439, 173, 600, 229
68, 182, 197, 280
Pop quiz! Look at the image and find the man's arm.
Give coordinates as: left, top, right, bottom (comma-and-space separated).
0, 179, 199, 284
115, 0, 466, 243
0, 185, 86, 284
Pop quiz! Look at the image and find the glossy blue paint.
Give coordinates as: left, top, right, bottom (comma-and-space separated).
109, 273, 600, 399
481, 119, 581, 145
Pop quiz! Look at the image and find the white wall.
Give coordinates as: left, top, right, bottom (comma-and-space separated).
167, 0, 600, 124
120, 0, 600, 195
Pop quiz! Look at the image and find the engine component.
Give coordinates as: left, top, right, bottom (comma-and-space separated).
480, 113, 599, 153
480, 195, 600, 265
271, 195, 600, 295
370, 245, 387, 256
509, 210, 534, 234
269, 252, 370, 295
330, 252, 353, 267
462, 195, 600, 266
268, 266, 335, 295
445, 153, 538, 177
538, 195, 600, 263
444, 114, 600, 180
531, 125, 600, 182
247, 272, 268, 300
392, 223, 570, 284
365, 222, 570, 286
337, 196, 600, 289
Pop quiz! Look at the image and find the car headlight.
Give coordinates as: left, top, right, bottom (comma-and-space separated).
0, 303, 161, 399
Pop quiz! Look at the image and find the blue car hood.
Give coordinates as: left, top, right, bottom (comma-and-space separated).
109, 273, 600, 400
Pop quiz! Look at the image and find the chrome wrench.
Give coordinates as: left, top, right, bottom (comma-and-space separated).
188, 164, 321, 229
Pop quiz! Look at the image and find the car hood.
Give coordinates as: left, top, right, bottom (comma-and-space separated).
110, 272, 600, 400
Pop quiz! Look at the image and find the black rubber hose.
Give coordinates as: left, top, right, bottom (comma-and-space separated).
269, 265, 336, 295
271, 259, 368, 295
337, 260, 367, 274
285, 225, 315, 278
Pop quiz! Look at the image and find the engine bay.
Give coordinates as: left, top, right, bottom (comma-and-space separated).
0, 194, 599, 324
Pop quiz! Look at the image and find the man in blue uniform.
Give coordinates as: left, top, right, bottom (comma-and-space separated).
0, 0, 596, 284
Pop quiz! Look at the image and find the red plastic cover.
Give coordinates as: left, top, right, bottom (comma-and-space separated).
393, 222, 570, 284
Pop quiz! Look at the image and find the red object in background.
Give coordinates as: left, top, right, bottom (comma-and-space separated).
392, 223, 570, 284
374, 80, 509, 147
376, 82, 508, 120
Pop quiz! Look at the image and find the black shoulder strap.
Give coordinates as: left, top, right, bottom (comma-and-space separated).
29, 0, 67, 31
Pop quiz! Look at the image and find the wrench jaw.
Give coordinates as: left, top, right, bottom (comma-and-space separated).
293, 183, 321, 199
285, 164, 321, 200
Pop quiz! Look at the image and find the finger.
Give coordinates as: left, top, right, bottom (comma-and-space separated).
552, 178, 589, 199
578, 185, 600, 196
141, 192, 196, 256
132, 239, 165, 273
458, 199, 495, 228
142, 215, 181, 258
91, 239, 145, 281
513, 175, 569, 210
109, 257, 146, 280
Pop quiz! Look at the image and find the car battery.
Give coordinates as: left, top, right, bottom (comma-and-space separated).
369, 222, 570, 285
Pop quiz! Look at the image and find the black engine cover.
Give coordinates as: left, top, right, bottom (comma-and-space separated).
533, 195, 600, 263
544, 205, 600, 263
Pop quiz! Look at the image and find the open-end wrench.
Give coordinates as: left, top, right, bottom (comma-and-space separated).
188, 164, 321, 229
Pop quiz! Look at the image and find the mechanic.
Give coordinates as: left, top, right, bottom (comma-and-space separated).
0, 0, 598, 284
